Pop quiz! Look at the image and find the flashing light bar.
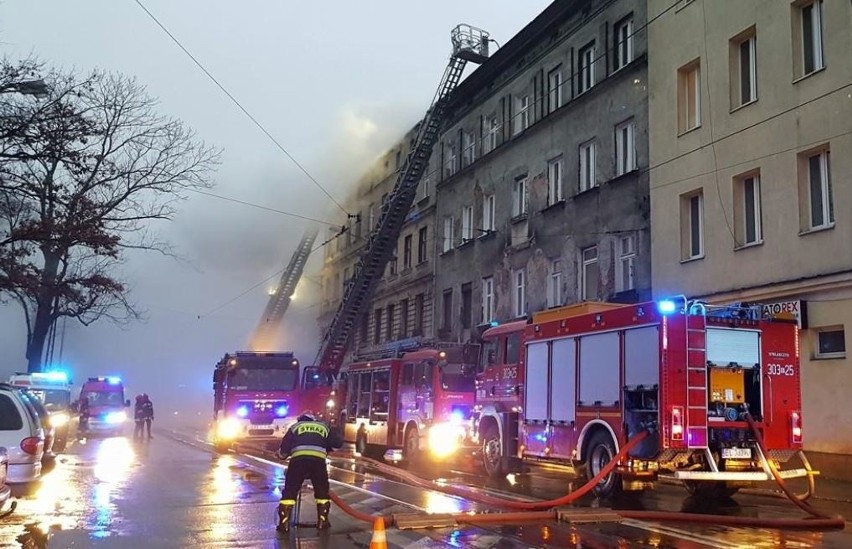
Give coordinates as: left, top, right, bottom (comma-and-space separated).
275, 405, 289, 418
33, 371, 70, 383
658, 300, 678, 315
236, 405, 250, 418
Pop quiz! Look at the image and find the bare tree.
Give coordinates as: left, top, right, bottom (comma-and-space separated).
0, 60, 219, 372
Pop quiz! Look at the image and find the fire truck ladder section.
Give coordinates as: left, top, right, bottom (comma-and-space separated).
314, 24, 491, 375
685, 309, 711, 466
250, 228, 319, 350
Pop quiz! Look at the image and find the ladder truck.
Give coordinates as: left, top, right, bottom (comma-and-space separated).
211, 229, 331, 450
314, 25, 491, 390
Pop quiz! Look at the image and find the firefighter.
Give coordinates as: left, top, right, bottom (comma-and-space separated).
276, 412, 342, 533
134, 394, 154, 439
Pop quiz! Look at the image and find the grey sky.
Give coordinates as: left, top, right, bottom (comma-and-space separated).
0, 0, 551, 412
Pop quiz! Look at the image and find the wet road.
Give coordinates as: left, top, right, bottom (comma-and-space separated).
0, 426, 849, 548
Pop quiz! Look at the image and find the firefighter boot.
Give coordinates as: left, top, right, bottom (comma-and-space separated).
277, 503, 294, 534
316, 501, 331, 530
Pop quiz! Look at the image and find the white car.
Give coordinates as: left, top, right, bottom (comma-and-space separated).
0, 384, 45, 484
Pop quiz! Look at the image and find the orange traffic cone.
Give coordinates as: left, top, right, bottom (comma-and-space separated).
369, 516, 388, 549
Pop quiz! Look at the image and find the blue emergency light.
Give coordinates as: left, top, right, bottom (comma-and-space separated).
107, 377, 121, 385
275, 405, 289, 418
657, 300, 678, 314
236, 405, 250, 418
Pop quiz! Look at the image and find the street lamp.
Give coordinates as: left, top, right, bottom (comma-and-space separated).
0, 79, 49, 98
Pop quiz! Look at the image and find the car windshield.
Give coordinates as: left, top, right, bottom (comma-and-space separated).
440, 362, 476, 392
28, 389, 71, 411
229, 368, 298, 391
84, 391, 125, 407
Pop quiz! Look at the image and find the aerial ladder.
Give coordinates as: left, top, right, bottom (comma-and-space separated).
249, 227, 318, 351
314, 24, 491, 375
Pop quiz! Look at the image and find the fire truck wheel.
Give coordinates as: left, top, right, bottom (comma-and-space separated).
683, 480, 739, 499
355, 431, 368, 456
585, 431, 621, 498
403, 426, 420, 462
481, 424, 504, 478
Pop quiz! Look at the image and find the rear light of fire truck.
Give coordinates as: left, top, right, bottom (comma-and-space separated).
791, 410, 803, 444
671, 406, 684, 441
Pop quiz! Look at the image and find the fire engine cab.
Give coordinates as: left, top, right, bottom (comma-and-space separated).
472, 299, 810, 497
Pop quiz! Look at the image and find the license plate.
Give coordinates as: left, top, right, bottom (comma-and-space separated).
721, 447, 751, 459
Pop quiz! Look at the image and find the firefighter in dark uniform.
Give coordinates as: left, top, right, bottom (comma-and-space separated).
276, 412, 342, 533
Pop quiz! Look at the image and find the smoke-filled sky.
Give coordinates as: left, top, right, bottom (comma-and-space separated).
0, 0, 550, 416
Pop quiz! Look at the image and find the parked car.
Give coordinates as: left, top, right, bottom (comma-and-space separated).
0, 384, 45, 484
0, 448, 11, 513
19, 390, 57, 471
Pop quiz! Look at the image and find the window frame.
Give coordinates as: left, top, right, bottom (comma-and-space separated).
732, 31, 758, 108
462, 130, 476, 167
614, 16, 634, 72
512, 176, 528, 217
548, 259, 563, 308
579, 42, 596, 94
417, 226, 428, 264
814, 326, 845, 360
616, 235, 636, 292
513, 268, 526, 318
461, 206, 474, 242
442, 216, 454, 253
799, 0, 825, 77
548, 67, 563, 113
615, 119, 636, 176
482, 194, 496, 232
678, 60, 701, 133
803, 149, 833, 231
442, 289, 453, 331
580, 246, 599, 301
482, 276, 494, 324
548, 156, 564, 205
579, 140, 597, 192
734, 171, 763, 247
514, 95, 530, 134
444, 142, 457, 177
681, 191, 705, 260
403, 234, 413, 269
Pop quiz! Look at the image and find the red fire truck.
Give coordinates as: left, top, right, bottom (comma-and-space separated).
340, 344, 478, 462
211, 352, 333, 451
470, 298, 810, 497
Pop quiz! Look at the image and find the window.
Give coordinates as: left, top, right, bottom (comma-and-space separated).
461, 283, 472, 329
512, 177, 527, 217
417, 227, 428, 264
0, 394, 23, 431
548, 260, 563, 308
514, 95, 530, 134
548, 67, 563, 112
386, 303, 395, 340
734, 172, 763, 246
732, 30, 757, 107
388, 252, 397, 276
548, 157, 563, 204
615, 119, 636, 176
798, 0, 825, 76
462, 206, 474, 241
616, 235, 636, 292
482, 194, 496, 232
374, 308, 383, 344
614, 17, 634, 72
403, 234, 413, 268
681, 191, 704, 260
360, 313, 369, 343
678, 61, 701, 132
800, 149, 833, 230
419, 172, 432, 202
482, 276, 494, 323
579, 42, 596, 93
368, 203, 376, 229
400, 299, 409, 337
462, 131, 476, 167
815, 327, 845, 359
485, 116, 499, 153
579, 141, 597, 192
414, 293, 424, 336
442, 216, 454, 253
445, 142, 457, 177
580, 246, 599, 300
442, 289, 453, 331
513, 269, 526, 317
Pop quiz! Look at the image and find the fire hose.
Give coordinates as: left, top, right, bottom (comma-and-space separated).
331, 426, 846, 530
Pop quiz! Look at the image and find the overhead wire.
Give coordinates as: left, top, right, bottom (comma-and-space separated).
132, 0, 351, 217
188, 189, 340, 227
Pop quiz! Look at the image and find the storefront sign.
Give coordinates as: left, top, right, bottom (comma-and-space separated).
761, 300, 808, 329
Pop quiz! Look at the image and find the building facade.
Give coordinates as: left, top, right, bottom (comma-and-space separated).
432, 0, 651, 342
648, 0, 852, 455
318, 124, 437, 361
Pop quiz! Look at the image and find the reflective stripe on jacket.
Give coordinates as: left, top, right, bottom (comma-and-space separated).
278, 420, 342, 460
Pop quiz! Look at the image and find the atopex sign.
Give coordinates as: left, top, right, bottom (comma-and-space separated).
761, 300, 808, 328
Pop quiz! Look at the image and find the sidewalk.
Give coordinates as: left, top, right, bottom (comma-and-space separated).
806, 451, 852, 483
